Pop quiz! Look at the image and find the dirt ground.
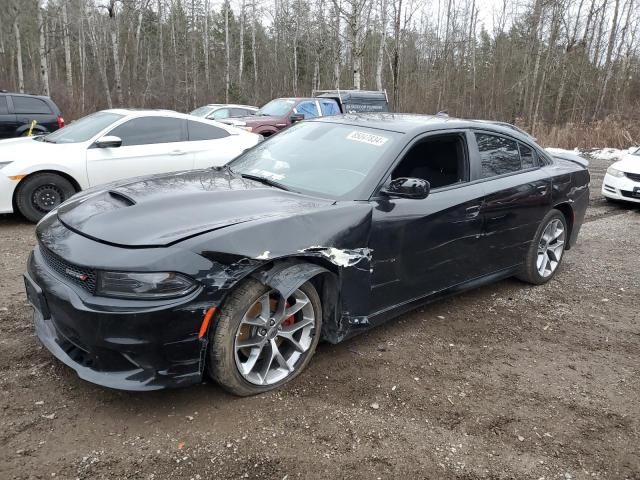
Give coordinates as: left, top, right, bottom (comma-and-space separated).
0, 154, 638, 480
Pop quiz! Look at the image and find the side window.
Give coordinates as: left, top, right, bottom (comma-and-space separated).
187, 120, 230, 141
476, 133, 521, 178
0, 97, 8, 115
211, 109, 230, 120
232, 108, 254, 117
519, 143, 537, 169
295, 101, 319, 119
108, 117, 185, 146
391, 134, 467, 189
12, 96, 51, 114
319, 100, 340, 116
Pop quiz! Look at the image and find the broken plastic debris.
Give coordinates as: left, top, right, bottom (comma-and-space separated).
299, 246, 372, 267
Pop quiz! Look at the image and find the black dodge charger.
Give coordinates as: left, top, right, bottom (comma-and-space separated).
25, 114, 590, 395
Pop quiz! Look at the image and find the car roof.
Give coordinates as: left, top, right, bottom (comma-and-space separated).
103, 108, 193, 119
0, 91, 53, 101
202, 104, 258, 109
312, 113, 536, 143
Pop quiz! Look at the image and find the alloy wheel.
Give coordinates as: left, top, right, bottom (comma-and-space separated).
537, 218, 565, 278
234, 288, 316, 386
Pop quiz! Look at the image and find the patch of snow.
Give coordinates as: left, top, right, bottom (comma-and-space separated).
587, 148, 626, 161
256, 251, 271, 260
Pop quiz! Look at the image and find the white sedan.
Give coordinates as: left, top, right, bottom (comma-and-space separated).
602, 147, 640, 204
0, 109, 261, 222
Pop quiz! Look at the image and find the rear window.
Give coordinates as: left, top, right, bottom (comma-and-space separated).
12, 96, 52, 114
188, 120, 230, 141
476, 133, 521, 178
519, 143, 537, 169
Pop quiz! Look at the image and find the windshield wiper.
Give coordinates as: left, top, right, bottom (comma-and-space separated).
240, 173, 290, 191
33, 136, 55, 143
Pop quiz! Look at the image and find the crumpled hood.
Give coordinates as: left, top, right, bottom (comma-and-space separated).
54, 169, 333, 247
614, 155, 640, 174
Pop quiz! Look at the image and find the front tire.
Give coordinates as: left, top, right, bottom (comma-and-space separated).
208, 277, 322, 396
517, 209, 568, 285
15, 172, 76, 223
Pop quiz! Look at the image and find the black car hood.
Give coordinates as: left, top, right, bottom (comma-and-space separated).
56, 169, 334, 248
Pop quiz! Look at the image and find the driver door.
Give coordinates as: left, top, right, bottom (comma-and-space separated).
86, 116, 192, 187
367, 131, 486, 313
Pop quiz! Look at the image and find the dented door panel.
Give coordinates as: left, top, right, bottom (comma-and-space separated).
368, 182, 485, 314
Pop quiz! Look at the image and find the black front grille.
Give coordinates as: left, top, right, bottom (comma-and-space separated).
39, 244, 97, 293
620, 190, 640, 199
626, 172, 640, 182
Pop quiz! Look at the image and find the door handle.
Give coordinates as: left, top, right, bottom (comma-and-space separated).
170, 149, 186, 156
465, 205, 480, 218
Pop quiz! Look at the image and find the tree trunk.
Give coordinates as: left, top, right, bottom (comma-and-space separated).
239, 0, 245, 85
252, 0, 258, 100
62, 3, 73, 98
593, 0, 620, 120
158, 0, 164, 88
13, 18, 24, 93
333, 0, 342, 88
37, 4, 50, 96
225, 1, 230, 103
202, 0, 210, 96
375, 0, 387, 91
109, 1, 123, 106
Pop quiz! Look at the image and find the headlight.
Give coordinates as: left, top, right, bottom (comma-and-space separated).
0, 161, 13, 171
239, 126, 253, 132
96, 271, 198, 299
606, 166, 625, 178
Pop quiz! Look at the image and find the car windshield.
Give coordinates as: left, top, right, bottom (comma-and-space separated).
256, 99, 296, 117
190, 106, 215, 117
38, 111, 125, 144
229, 122, 400, 199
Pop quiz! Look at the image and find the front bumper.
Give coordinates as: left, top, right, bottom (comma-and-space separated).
602, 173, 640, 203
0, 174, 17, 214
26, 246, 215, 391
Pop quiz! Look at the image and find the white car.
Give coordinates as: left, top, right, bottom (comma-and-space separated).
190, 104, 258, 121
602, 147, 640, 203
0, 109, 261, 222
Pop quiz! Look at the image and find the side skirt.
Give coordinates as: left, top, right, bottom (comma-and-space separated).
334, 265, 521, 343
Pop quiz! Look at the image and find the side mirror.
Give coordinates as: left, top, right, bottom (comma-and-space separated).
290, 113, 305, 124
94, 135, 122, 148
380, 177, 430, 199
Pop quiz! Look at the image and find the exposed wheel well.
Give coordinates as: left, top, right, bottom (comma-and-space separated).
12, 170, 82, 212
553, 202, 574, 249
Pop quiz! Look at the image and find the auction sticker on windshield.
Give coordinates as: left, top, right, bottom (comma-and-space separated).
346, 131, 389, 147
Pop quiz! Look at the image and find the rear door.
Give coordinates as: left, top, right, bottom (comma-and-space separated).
86, 116, 192, 186
472, 131, 551, 272
318, 99, 341, 116
11, 96, 54, 133
294, 101, 321, 119
0, 96, 17, 138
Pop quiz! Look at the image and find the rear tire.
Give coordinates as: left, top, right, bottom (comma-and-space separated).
15, 173, 76, 223
208, 277, 322, 396
517, 209, 568, 285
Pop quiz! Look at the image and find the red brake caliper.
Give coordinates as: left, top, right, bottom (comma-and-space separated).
281, 301, 295, 328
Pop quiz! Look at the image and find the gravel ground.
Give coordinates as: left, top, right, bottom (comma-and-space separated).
0, 154, 638, 480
